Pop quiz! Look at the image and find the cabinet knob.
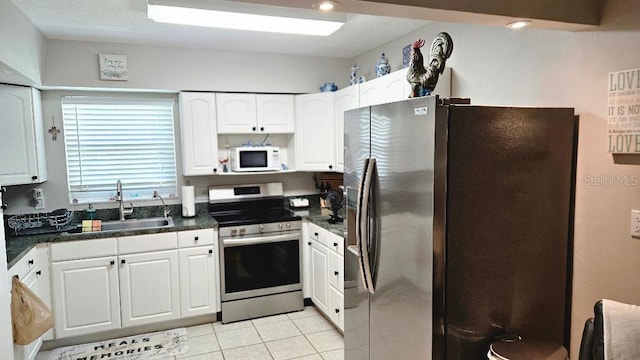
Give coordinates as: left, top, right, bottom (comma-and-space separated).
36, 270, 41, 276
195, 236, 199, 241
121, 259, 126, 264
28, 259, 34, 265
31, 175, 38, 180
307, 242, 312, 245
260, 127, 264, 131
209, 249, 213, 254
334, 271, 339, 276
213, 168, 218, 173
110, 260, 115, 265
1, 203, 7, 211
252, 126, 257, 131
333, 242, 338, 247
328, 165, 333, 170
314, 232, 319, 237
335, 308, 340, 313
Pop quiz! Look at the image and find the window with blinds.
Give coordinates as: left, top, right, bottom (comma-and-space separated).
62, 97, 178, 204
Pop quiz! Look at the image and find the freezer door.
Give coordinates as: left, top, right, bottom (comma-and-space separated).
344, 106, 371, 360
368, 97, 438, 360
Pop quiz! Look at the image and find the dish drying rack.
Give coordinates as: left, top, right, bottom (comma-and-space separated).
7, 209, 75, 236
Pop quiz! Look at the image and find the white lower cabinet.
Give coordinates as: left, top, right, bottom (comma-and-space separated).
49, 229, 219, 340
328, 285, 344, 330
9, 245, 52, 360
310, 241, 329, 314
119, 250, 180, 327
178, 246, 217, 318
51, 256, 121, 338
305, 221, 345, 331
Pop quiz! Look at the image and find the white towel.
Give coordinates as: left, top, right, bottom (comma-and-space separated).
603, 299, 640, 360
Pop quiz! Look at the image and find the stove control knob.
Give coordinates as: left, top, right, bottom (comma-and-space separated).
278, 223, 283, 230
286, 223, 291, 229
231, 229, 238, 236
260, 225, 265, 232
239, 228, 246, 235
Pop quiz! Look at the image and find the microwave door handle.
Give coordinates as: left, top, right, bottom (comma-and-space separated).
359, 158, 376, 294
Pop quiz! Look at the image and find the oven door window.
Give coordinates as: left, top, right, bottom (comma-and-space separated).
224, 239, 300, 293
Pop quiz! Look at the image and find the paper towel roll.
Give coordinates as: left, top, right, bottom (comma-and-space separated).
181, 185, 196, 218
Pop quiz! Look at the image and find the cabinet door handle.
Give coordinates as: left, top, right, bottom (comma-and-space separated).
31, 175, 38, 180
36, 270, 41, 276
334, 271, 339, 276
209, 249, 213, 254
333, 242, 338, 247
314, 232, 319, 237
121, 259, 126, 264
1, 204, 6, 210
335, 308, 340, 313
28, 259, 34, 265
110, 260, 115, 265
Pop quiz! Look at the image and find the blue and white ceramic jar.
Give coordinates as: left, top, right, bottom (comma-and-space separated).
375, 53, 391, 78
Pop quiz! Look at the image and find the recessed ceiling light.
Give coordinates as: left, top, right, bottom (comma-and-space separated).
147, 4, 344, 36
313, 1, 340, 12
506, 20, 532, 29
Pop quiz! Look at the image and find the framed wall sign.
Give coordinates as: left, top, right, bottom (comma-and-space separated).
608, 67, 640, 153
98, 54, 128, 81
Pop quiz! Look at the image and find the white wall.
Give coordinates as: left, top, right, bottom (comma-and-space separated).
353, 17, 640, 359
43, 40, 352, 93
0, 0, 45, 86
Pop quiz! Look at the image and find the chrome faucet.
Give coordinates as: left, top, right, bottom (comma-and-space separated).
153, 191, 170, 219
116, 180, 134, 220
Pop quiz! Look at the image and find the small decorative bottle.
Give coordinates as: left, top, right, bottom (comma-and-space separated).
375, 53, 391, 78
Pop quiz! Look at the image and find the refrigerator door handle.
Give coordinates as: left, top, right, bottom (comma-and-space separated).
358, 158, 376, 294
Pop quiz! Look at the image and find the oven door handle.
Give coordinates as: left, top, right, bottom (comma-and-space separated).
222, 232, 300, 246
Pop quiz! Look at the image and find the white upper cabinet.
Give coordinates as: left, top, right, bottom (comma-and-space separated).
333, 86, 359, 173
359, 68, 411, 107
294, 92, 335, 172
256, 94, 295, 133
0, 85, 47, 185
360, 67, 452, 107
179, 92, 220, 176
217, 93, 295, 134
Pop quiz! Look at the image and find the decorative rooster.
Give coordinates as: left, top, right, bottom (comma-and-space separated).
407, 32, 453, 98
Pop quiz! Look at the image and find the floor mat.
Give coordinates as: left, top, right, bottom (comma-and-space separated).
48, 328, 188, 360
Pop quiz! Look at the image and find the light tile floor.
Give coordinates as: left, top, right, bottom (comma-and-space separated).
37, 306, 344, 360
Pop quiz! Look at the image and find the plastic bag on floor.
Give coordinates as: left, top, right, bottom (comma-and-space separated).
11, 276, 53, 345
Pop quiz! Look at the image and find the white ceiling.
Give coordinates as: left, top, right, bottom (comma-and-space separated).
10, 0, 432, 58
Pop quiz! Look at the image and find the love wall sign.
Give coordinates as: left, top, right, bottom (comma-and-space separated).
608, 68, 640, 153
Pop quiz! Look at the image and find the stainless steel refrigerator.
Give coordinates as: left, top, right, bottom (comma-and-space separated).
343, 96, 577, 359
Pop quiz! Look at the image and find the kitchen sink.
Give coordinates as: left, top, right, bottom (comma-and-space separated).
100, 216, 174, 232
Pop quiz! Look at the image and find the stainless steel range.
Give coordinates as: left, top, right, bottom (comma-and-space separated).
209, 183, 303, 323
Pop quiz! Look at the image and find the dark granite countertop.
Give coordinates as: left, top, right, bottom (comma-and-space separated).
6, 196, 347, 269
289, 194, 346, 238
6, 212, 217, 269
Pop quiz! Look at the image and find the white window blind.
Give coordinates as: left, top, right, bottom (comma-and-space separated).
62, 97, 177, 204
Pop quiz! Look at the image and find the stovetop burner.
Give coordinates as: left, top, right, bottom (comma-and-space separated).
208, 183, 300, 227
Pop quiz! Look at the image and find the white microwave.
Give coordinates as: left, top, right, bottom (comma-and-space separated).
232, 146, 281, 172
